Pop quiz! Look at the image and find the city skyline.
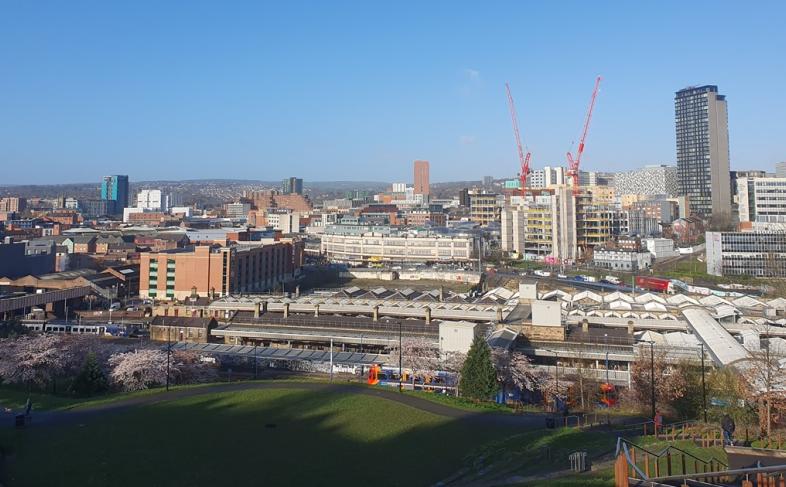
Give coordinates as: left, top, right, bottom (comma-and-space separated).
2, 2, 786, 184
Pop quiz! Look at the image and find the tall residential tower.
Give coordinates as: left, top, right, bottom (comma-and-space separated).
675, 85, 731, 219
413, 160, 430, 196
100, 175, 129, 215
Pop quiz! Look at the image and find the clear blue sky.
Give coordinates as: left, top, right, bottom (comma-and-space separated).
1, 1, 785, 185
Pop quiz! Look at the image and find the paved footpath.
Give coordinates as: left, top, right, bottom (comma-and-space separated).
11, 381, 549, 429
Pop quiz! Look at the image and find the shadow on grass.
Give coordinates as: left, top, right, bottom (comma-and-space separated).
0, 386, 518, 487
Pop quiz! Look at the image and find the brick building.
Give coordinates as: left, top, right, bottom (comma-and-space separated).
243, 190, 312, 212
150, 315, 217, 343
139, 239, 304, 301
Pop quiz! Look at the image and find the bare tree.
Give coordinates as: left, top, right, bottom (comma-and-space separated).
630, 347, 688, 412
744, 325, 786, 437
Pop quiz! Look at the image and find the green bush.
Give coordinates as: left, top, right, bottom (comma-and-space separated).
71, 353, 109, 397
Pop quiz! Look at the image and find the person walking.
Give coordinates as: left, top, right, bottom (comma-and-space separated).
654, 410, 663, 436
721, 414, 736, 446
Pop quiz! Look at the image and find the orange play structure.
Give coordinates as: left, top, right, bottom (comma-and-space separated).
367, 364, 381, 385
600, 383, 617, 407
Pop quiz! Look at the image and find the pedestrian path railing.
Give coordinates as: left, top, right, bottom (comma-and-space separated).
614, 436, 731, 486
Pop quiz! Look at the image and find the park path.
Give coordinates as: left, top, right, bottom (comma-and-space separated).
14, 381, 548, 429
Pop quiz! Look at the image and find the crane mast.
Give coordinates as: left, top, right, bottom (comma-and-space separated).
566, 76, 602, 195
505, 83, 531, 196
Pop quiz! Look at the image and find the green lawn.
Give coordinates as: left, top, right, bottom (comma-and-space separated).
0, 387, 512, 487
0, 387, 85, 411
401, 389, 515, 414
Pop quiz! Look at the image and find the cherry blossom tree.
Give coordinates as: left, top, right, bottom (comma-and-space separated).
0, 334, 70, 388
492, 348, 540, 392
109, 349, 169, 391
391, 337, 441, 377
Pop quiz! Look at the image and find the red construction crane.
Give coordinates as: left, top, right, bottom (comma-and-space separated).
505, 83, 531, 196
566, 76, 602, 195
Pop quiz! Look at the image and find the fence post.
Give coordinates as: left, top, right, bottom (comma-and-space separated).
654, 456, 660, 477
680, 453, 685, 476
614, 453, 629, 487
644, 453, 650, 477
666, 452, 672, 476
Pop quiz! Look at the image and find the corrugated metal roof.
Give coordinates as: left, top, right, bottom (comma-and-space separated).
682, 307, 750, 366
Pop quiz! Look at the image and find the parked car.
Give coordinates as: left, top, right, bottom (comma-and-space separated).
533, 270, 552, 277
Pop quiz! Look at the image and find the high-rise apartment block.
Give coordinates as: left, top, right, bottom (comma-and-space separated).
528, 166, 566, 189
101, 175, 129, 215
469, 191, 500, 225
0, 197, 26, 213
414, 160, 430, 196
282, 177, 303, 195
614, 165, 678, 197
675, 86, 731, 218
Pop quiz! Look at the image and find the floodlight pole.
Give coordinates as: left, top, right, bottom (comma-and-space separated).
399, 322, 403, 393
649, 341, 655, 419
166, 324, 171, 392
701, 342, 707, 423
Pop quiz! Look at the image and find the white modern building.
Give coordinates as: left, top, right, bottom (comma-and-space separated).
737, 177, 786, 223
593, 249, 652, 271
320, 232, 474, 264
266, 211, 301, 234
528, 166, 566, 189
225, 202, 251, 220
643, 238, 679, 259
136, 189, 183, 212
706, 231, 786, 277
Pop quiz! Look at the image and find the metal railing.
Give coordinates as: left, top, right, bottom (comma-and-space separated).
614, 434, 728, 484
531, 364, 631, 384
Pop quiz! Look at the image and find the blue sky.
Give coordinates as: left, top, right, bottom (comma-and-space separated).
1, 1, 785, 185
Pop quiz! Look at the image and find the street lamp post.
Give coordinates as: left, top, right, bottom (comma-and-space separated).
700, 342, 707, 423
398, 322, 403, 393
165, 324, 171, 392
648, 341, 655, 419
545, 349, 559, 411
